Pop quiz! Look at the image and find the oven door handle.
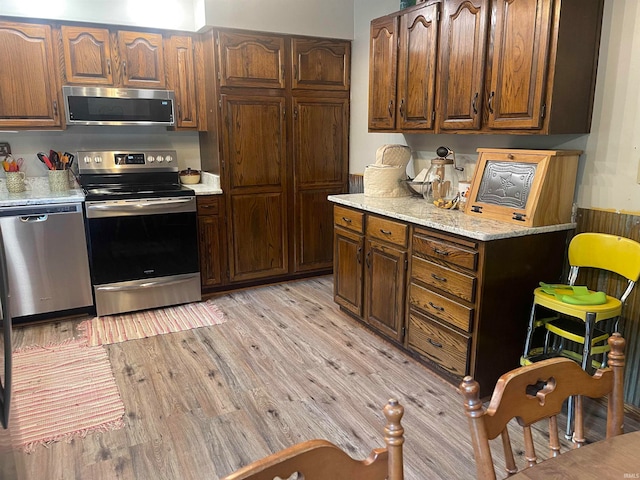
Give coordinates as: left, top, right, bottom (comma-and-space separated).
87, 198, 194, 210
96, 277, 194, 292
86, 197, 195, 217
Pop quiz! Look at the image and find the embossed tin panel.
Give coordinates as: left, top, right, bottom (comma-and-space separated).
475, 161, 537, 209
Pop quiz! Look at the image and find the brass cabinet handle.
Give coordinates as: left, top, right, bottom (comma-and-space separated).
53, 100, 58, 117
106, 58, 111, 75
433, 247, 449, 256
427, 338, 443, 348
342, 217, 352, 223
428, 301, 444, 312
472, 92, 478, 115
388, 99, 394, 118
357, 246, 362, 264
380, 229, 392, 235
399, 98, 405, 120
431, 273, 447, 282
366, 251, 371, 268
123, 61, 127, 77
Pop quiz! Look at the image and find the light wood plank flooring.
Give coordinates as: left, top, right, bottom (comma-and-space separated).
1, 276, 638, 479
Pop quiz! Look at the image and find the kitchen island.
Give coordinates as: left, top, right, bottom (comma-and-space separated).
329, 194, 574, 397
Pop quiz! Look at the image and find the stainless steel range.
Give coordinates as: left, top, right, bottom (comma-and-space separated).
78, 150, 201, 317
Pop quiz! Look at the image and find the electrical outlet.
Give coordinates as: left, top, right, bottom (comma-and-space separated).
0, 142, 10, 157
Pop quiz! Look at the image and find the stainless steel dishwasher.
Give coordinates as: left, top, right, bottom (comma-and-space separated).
0, 203, 93, 318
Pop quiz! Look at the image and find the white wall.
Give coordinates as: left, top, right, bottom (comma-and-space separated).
0, 0, 198, 31
203, 0, 354, 38
350, 0, 640, 213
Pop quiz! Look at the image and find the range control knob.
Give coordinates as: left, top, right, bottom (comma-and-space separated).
94, 156, 102, 163
156, 155, 164, 163
165, 155, 173, 163
147, 155, 155, 163
83, 156, 91, 164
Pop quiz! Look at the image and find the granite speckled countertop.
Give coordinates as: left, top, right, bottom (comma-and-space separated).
0, 175, 84, 207
182, 172, 222, 195
328, 194, 575, 241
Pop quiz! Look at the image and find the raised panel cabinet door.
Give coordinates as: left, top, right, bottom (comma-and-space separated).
486, 0, 552, 129
368, 16, 398, 130
198, 214, 223, 286
292, 96, 349, 187
437, 0, 489, 130
291, 38, 350, 90
117, 31, 166, 88
229, 193, 288, 282
0, 22, 61, 128
165, 35, 198, 129
61, 26, 114, 85
295, 187, 344, 273
365, 239, 407, 343
334, 227, 364, 317
221, 94, 286, 190
396, 2, 440, 131
217, 31, 285, 89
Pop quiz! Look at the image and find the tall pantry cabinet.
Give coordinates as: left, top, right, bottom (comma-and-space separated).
199, 29, 350, 288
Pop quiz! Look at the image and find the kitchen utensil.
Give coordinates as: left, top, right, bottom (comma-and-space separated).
37, 152, 54, 170
64, 152, 75, 169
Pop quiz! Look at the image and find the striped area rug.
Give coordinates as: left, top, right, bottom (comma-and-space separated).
78, 300, 227, 346
4, 339, 125, 453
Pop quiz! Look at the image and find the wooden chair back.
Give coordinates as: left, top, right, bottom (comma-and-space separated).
221, 399, 404, 480
460, 333, 625, 479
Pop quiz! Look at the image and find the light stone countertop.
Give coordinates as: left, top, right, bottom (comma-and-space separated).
0, 175, 84, 207
182, 172, 223, 195
328, 194, 575, 241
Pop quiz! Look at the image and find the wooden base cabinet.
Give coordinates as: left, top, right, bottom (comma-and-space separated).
333, 206, 408, 344
197, 196, 224, 287
333, 206, 365, 317
333, 205, 569, 397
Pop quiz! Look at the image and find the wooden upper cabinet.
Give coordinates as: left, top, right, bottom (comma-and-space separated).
117, 31, 166, 88
61, 27, 166, 88
165, 35, 198, 129
217, 31, 285, 89
437, 0, 489, 131
486, 0, 552, 130
291, 38, 350, 90
0, 21, 61, 128
368, 16, 398, 130
61, 26, 114, 85
397, 2, 440, 131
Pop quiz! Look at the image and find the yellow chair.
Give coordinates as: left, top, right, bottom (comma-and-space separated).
521, 232, 640, 439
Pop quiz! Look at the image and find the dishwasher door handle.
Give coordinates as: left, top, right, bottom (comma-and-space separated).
19, 215, 48, 223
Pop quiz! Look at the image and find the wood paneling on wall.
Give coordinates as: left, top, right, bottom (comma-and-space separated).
576, 208, 640, 406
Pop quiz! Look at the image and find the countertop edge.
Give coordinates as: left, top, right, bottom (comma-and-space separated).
328, 194, 575, 241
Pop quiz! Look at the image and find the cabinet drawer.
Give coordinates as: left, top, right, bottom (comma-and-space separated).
407, 311, 470, 378
412, 232, 477, 271
366, 215, 408, 247
197, 196, 220, 215
412, 256, 475, 302
409, 282, 473, 332
334, 206, 364, 233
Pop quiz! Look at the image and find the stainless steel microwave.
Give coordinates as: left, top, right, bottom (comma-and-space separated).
63, 86, 175, 126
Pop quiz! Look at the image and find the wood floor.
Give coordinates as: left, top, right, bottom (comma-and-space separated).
1, 276, 638, 480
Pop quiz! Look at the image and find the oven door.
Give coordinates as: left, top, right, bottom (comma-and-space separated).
85, 197, 199, 285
